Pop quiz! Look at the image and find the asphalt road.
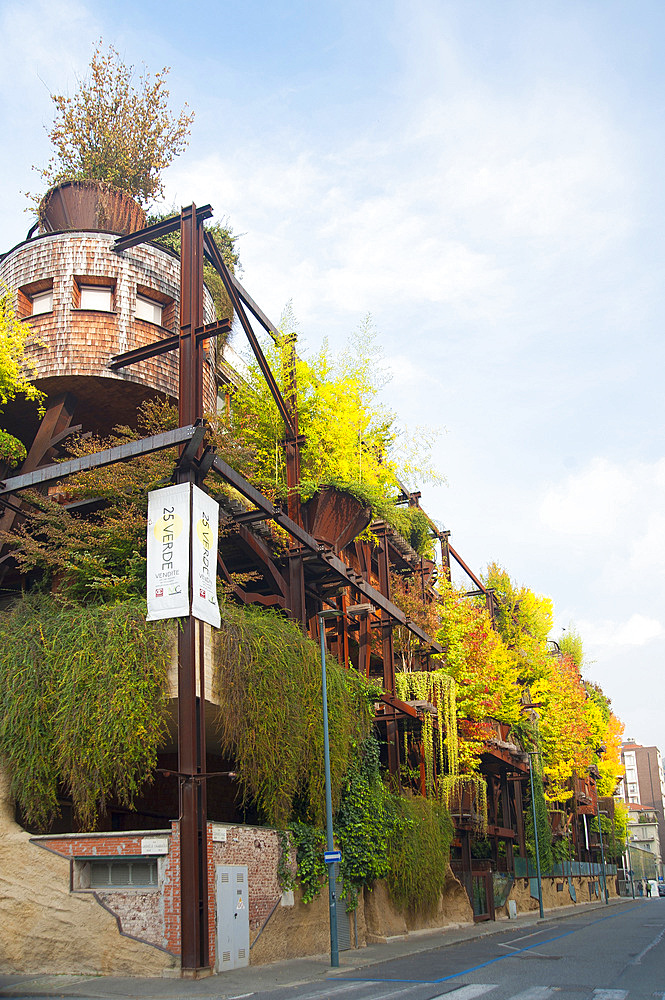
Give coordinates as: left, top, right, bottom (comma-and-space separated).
255, 900, 665, 1000
2, 900, 664, 1000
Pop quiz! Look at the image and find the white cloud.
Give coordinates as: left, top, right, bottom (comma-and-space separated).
540, 458, 636, 537
160, 27, 633, 340
579, 614, 664, 651
627, 511, 665, 581
0, 0, 99, 97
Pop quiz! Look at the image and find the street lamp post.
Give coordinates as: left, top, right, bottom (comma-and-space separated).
318, 603, 372, 969
596, 801, 609, 905
318, 609, 340, 969
528, 751, 544, 919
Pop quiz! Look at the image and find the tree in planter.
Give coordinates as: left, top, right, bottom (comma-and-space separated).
1, 399, 180, 602
483, 562, 553, 686
228, 312, 441, 547
35, 41, 194, 206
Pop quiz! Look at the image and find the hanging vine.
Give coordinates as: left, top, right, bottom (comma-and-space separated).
396, 668, 487, 831
395, 669, 457, 794
212, 600, 374, 827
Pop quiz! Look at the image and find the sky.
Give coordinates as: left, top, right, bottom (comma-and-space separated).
1, 0, 664, 749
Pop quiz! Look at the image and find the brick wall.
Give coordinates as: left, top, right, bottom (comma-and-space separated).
35, 828, 177, 954
0, 231, 217, 412
211, 825, 286, 935
33, 820, 289, 969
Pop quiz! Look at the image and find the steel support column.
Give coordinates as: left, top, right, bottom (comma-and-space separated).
177, 204, 209, 974
377, 525, 399, 778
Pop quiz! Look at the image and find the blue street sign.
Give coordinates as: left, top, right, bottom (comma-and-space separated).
324, 850, 342, 864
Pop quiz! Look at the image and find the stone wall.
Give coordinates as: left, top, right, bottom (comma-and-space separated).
249, 867, 475, 964
502, 873, 618, 915
0, 772, 177, 976
0, 777, 621, 978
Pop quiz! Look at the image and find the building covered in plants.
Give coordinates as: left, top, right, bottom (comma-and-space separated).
0, 177, 627, 976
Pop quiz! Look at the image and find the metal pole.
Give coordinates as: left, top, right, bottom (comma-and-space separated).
318, 613, 339, 968
529, 754, 544, 919
627, 842, 635, 898
177, 204, 208, 974
596, 799, 609, 904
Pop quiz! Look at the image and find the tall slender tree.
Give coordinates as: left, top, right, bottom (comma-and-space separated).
37, 41, 194, 206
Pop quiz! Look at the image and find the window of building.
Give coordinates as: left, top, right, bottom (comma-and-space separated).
136, 294, 164, 326
31, 289, 53, 315
17, 280, 54, 319
79, 285, 113, 311
86, 858, 158, 889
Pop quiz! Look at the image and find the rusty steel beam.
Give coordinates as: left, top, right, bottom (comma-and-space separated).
109, 319, 230, 371
0, 425, 203, 496
448, 542, 487, 594
113, 206, 213, 253
0, 392, 78, 543
379, 691, 419, 719
227, 272, 282, 343
377, 524, 399, 777
176, 204, 209, 974
109, 333, 181, 368
209, 454, 444, 653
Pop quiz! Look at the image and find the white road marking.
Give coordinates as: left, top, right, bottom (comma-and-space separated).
592, 991, 628, 1000
294, 982, 369, 1000
431, 986, 498, 1000
507, 988, 557, 1000
498, 930, 548, 951
370, 983, 454, 1000
632, 925, 665, 965
0, 976, 97, 995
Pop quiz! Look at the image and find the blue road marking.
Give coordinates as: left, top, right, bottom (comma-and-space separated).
331, 905, 642, 985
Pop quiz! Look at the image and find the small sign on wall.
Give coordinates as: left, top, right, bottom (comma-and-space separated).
212, 824, 227, 843
141, 836, 169, 855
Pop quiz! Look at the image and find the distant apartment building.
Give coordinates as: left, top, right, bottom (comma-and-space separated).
620, 741, 665, 878
626, 804, 661, 879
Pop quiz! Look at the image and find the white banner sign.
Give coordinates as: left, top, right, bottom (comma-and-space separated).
191, 484, 221, 628
146, 483, 190, 621
146, 483, 220, 626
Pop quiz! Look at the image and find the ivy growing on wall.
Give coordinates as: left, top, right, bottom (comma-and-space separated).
335, 735, 395, 908
281, 735, 455, 914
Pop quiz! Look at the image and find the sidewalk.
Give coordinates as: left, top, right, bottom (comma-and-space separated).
0, 896, 639, 999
